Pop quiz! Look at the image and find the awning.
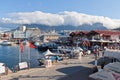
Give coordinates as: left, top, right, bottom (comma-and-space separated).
43, 49, 55, 56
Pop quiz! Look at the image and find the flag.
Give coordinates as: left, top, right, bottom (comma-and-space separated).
29, 42, 36, 48
20, 41, 24, 53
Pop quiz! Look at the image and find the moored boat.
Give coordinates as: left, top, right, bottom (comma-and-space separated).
0, 40, 12, 46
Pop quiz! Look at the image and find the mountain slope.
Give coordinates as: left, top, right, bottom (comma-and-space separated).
113, 27, 120, 31
24, 23, 107, 31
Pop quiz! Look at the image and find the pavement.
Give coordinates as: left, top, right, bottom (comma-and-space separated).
0, 53, 101, 80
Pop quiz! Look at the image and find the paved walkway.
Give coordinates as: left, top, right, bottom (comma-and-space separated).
1, 54, 99, 80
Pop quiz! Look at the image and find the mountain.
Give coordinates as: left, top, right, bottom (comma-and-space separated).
0, 23, 19, 32
113, 27, 120, 31
24, 23, 107, 31
0, 22, 108, 32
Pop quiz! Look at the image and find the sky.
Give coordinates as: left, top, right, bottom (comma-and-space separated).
0, 0, 120, 18
1, 0, 120, 29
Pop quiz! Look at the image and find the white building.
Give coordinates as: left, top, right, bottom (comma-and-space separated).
13, 30, 25, 38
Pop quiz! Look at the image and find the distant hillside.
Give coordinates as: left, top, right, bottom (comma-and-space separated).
113, 27, 120, 31
0, 22, 108, 32
0, 23, 19, 32
24, 23, 107, 31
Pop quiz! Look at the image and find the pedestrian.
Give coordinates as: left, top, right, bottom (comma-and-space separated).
93, 48, 97, 60
78, 50, 82, 59
78, 50, 82, 63
102, 47, 106, 56
97, 48, 100, 57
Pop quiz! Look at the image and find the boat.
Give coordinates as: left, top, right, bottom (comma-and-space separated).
37, 42, 58, 51
0, 40, 12, 46
34, 42, 40, 46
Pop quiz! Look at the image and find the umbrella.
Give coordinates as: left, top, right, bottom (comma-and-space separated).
43, 49, 55, 56
89, 70, 120, 80
104, 62, 120, 73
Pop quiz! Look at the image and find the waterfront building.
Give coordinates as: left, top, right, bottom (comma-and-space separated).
10, 26, 41, 42
69, 30, 120, 49
69, 31, 89, 46
1, 31, 13, 40
18, 26, 41, 39
40, 33, 59, 42
13, 30, 25, 39
25, 27, 41, 39
88, 30, 120, 41
19, 26, 26, 32
0, 33, 10, 40
88, 30, 120, 49
12, 30, 25, 43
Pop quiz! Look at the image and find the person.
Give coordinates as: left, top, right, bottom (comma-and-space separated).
93, 48, 97, 60
78, 50, 82, 59
102, 47, 106, 56
78, 50, 82, 63
97, 48, 100, 57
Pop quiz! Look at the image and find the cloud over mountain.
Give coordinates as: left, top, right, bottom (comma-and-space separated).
1, 11, 120, 29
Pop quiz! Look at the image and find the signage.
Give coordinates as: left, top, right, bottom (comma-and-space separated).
0, 66, 5, 74
19, 62, 28, 69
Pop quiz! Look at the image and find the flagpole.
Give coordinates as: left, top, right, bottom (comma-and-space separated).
28, 41, 36, 69
28, 41, 30, 69
19, 39, 21, 63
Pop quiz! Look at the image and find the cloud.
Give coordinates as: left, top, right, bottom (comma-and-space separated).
1, 11, 120, 29
2, 11, 64, 26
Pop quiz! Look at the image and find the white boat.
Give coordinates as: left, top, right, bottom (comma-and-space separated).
34, 42, 40, 46
0, 40, 12, 46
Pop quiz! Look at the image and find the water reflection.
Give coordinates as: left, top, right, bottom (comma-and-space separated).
0, 45, 42, 69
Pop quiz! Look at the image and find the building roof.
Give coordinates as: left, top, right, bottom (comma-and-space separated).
70, 30, 120, 37
69, 31, 89, 36
88, 30, 120, 36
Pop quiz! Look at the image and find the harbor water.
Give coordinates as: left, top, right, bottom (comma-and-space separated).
0, 45, 43, 70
